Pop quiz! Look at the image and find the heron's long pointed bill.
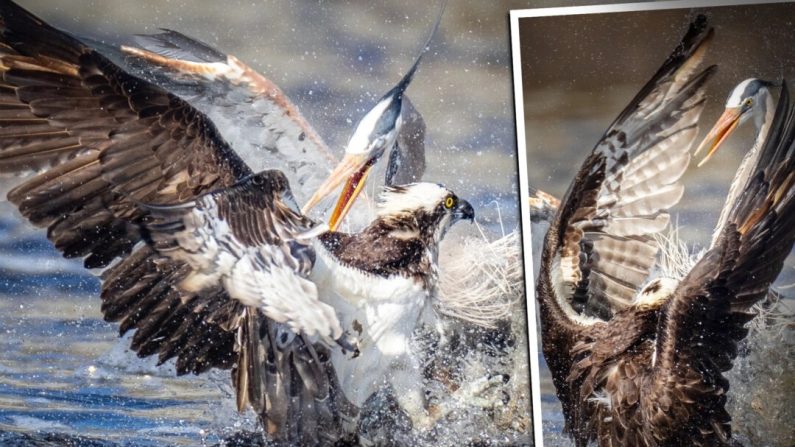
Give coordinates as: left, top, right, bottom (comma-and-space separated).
695, 107, 741, 167
300, 152, 374, 231
328, 162, 373, 231
302, 153, 368, 214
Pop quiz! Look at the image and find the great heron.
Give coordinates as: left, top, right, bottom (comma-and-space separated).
301, 0, 448, 231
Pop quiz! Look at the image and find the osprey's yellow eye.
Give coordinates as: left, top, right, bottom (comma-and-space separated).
444, 196, 456, 209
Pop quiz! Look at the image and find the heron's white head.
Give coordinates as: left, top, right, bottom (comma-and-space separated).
695, 78, 776, 166
301, 91, 405, 231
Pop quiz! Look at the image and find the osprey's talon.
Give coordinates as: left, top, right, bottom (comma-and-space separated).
336, 334, 360, 358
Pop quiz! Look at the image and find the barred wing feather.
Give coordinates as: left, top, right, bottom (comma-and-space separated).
545, 17, 716, 322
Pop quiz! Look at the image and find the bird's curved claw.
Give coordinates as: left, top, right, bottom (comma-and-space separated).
336, 333, 360, 358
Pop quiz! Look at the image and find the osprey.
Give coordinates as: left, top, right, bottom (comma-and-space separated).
535, 16, 795, 446
0, 1, 481, 444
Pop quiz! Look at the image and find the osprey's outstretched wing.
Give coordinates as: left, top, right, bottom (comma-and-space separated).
0, 1, 347, 437
536, 16, 715, 433
648, 82, 795, 445
539, 16, 714, 324
141, 171, 341, 341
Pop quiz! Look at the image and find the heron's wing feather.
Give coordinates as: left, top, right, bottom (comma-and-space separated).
543, 17, 715, 324
114, 29, 336, 203
649, 84, 795, 444
385, 95, 427, 185
235, 312, 356, 443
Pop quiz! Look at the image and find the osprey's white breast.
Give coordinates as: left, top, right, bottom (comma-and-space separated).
311, 240, 429, 406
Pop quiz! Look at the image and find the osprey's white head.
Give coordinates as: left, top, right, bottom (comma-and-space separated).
317, 182, 473, 293
377, 183, 474, 243
634, 277, 679, 309
377, 182, 450, 217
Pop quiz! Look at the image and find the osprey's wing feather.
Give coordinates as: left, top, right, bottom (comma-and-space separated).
0, 3, 351, 437
542, 17, 715, 323
0, 0, 342, 374
647, 83, 795, 444
107, 29, 337, 204
0, 0, 251, 376
537, 20, 714, 432
143, 171, 342, 341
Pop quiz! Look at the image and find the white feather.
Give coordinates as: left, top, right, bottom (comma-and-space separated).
346, 96, 396, 156
153, 195, 344, 341
726, 79, 756, 107
376, 183, 449, 218
311, 240, 429, 407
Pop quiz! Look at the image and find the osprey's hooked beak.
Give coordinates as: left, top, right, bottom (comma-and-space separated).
695, 107, 742, 167
453, 199, 475, 223
301, 152, 378, 231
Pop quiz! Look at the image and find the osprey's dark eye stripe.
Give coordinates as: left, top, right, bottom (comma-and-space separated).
444, 196, 456, 209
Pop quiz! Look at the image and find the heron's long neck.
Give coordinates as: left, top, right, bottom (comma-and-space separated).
710, 93, 775, 247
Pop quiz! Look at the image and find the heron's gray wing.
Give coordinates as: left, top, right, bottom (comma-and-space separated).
237, 313, 358, 444
648, 84, 795, 444
113, 29, 336, 204
543, 17, 715, 323
385, 95, 427, 185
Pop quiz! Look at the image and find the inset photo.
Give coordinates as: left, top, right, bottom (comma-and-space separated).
511, 1, 794, 446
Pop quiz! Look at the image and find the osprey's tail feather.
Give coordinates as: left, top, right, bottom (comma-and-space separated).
233, 308, 358, 445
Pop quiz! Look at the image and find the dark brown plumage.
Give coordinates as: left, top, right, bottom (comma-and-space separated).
0, 3, 349, 441
0, 0, 249, 375
539, 18, 715, 426
321, 225, 429, 279
537, 15, 795, 447
319, 189, 473, 289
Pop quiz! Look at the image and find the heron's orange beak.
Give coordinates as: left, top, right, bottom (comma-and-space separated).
694, 107, 742, 167
301, 153, 375, 231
